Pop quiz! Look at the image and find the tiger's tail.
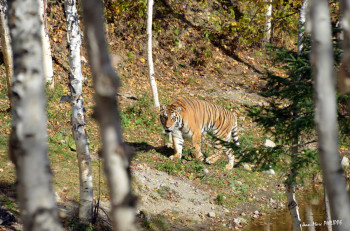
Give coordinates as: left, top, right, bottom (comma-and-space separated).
231, 120, 240, 146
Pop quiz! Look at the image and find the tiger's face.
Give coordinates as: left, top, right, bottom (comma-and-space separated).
160, 105, 182, 133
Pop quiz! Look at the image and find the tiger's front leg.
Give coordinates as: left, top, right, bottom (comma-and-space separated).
192, 132, 204, 161
169, 131, 184, 160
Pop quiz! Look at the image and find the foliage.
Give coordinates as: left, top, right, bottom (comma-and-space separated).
120, 93, 161, 132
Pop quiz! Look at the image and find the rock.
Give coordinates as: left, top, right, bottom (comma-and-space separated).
233, 218, 242, 227
243, 163, 252, 170
263, 139, 276, 148
341, 156, 349, 168
208, 212, 216, 218
262, 169, 275, 175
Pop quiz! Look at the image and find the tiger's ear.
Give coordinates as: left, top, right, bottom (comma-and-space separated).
176, 107, 182, 112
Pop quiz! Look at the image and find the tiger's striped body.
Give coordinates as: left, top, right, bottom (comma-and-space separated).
160, 97, 240, 169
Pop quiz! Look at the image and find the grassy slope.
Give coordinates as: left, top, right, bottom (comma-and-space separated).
0, 1, 331, 230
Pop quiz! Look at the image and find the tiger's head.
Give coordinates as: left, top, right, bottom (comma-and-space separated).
160, 104, 182, 133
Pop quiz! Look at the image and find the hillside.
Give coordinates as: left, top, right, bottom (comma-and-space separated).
0, 1, 325, 230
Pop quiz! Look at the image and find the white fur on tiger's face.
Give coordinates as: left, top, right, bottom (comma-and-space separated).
159, 97, 240, 169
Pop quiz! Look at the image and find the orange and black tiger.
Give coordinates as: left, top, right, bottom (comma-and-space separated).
160, 97, 240, 169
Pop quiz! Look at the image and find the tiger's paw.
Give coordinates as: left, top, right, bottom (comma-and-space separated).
225, 163, 234, 170
205, 155, 220, 164
169, 154, 181, 160
195, 154, 204, 162
205, 158, 213, 165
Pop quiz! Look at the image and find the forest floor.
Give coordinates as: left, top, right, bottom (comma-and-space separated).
0, 1, 341, 230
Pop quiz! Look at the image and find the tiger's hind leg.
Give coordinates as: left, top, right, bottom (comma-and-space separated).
223, 146, 235, 170
205, 140, 223, 164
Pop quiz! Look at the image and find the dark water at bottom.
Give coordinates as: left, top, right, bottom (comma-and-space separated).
242, 185, 340, 231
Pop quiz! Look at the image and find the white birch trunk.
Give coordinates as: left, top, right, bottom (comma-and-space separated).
64, 0, 93, 223
297, 0, 308, 56
264, 0, 272, 43
311, 0, 350, 230
286, 183, 302, 231
39, 0, 54, 87
81, 1, 136, 230
147, 0, 160, 109
7, 0, 62, 229
0, 0, 12, 97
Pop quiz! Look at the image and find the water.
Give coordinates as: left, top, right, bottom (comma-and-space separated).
243, 185, 329, 231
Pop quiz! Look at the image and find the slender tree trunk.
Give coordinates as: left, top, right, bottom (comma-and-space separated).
324, 187, 333, 231
305, 205, 315, 231
311, 1, 350, 230
81, 1, 136, 230
0, 0, 12, 97
64, 0, 93, 223
264, 0, 272, 43
39, 0, 54, 87
339, 0, 350, 94
7, 0, 62, 230
286, 151, 302, 231
147, 0, 160, 109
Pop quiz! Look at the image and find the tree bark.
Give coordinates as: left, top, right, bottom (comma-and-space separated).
64, 0, 93, 224
311, 0, 350, 230
0, 0, 12, 97
264, 0, 272, 43
147, 0, 160, 109
324, 187, 333, 231
7, 0, 62, 230
81, 1, 136, 230
39, 0, 54, 87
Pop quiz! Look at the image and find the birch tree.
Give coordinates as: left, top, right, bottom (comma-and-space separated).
0, 0, 12, 97
81, 0, 136, 230
311, 0, 350, 230
64, 0, 93, 223
7, 0, 62, 229
39, 0, 54, 86
147, 0, 160, 109
264, 0, 272, 43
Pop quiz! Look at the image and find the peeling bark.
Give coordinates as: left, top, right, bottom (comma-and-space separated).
39, 0, 54, 86
7, 0, 62, 229
0, 0, 12, 97
81, 0, 136, 230
64, 0, 93, 223
147, 0, 160, 108
311, 0, 350, 230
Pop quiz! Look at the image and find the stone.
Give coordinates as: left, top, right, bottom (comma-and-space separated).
341, 156, 349, 168
243, 163, 252, 170
208, 212, 216, 218
263, 139, 276, 148
262, 169, 276, 175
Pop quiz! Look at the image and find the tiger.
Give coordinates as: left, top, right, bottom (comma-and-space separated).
159, 97, 240, 169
